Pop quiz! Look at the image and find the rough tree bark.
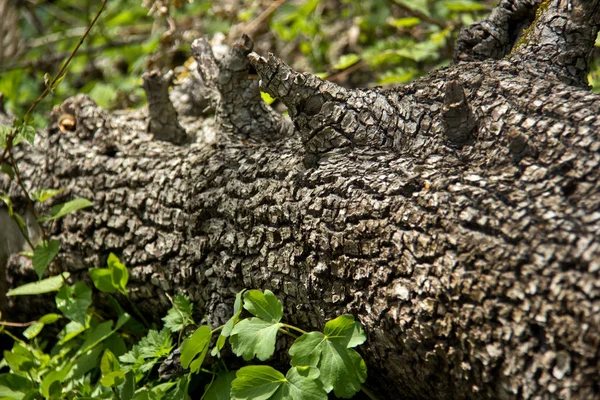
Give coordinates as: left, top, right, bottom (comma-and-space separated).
2, 0, 600, 399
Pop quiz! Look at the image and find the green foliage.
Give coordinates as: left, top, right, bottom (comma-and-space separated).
231, 366, 327, 400
162, 294, 195, 333
89, 253, 129, 295
2, 276, 369, 400
32, 240, 61, 279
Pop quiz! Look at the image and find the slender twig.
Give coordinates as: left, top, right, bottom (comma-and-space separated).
360, 384, 381, 400
0, 319, 38, 327
281, 323, 307, 335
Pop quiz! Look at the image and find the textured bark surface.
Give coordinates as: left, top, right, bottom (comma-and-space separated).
2, 1, 600, 399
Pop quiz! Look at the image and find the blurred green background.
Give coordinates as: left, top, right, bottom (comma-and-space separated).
1, 0, 599, 127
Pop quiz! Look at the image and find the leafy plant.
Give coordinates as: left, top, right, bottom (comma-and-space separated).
1, 278, 372, 400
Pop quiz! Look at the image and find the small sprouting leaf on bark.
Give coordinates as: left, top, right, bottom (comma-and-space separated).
230, 318, 283, 361
163, 293, 195, 333
7, 272, 70, 296
231, 365, 327, 400
39, 198, 92, 221
89, 253, 128, 295
31, 188, 66, 203
32, 239, 60, 279
289, 315, 367, 398
180, 325, 211, 373
243, 289, 283, 323
55, 282, 92, 325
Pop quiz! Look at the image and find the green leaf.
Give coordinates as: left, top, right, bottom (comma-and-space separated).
107, 253, 128, 294
32, 239, 60, 279
40, 198, 92, 221
212, 289, 245, 358
90, 253, 128, 295
7, 272, 70, 296
260, 91, 276, 105
0, 125, 13, 149
31, 188, 65, 203
17, 124, 36, 145
230, 318, 283, 361
119, 329, 173, 373
163, 374, 190, 400
288, 315, 367, 398
389, 17, 421, 28
68, 345, 104, 381
118, 371, 135, 400
180, 325, 211, 373
231, 366, 327, 400
89, 268, 114, 293
0, 192, 13, 215
204, 371, 235, 400
333, 53, 360, 70
22, 322, 44, 339
2, 350, 34, 375
0, 373, 33, 398
78, 316, 130, 357
41, 368, 69, 399
58, 320, 87, 344
0, 164, 14, 179
100, 349, 125, 387
51, 73, 67, 92
39, 313, 61, 324
243, 290, 283, 323
56, 281, 92, 325
162, 293, 194, 333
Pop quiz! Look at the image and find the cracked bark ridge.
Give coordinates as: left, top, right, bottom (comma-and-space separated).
455, 0, 542, 62
441, 80, 477, 147
510, 0, 600, 87
142, 70, 190, 145
191, 35, 292, 142
248, 52, 413, 155
3, 1, 600, 398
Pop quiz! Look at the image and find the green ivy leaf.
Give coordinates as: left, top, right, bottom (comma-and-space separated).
243, 290, 283, 323
7, 272, 70, 296
32, 239, 60, 279
31, 188, 66, 203
39, 198, 92, 221
204, 371, 235, 400
212, 289, 245, 358
90, 253, 128, 295
180, 325, 211, 373
231, 366, 327, 400
118, 371, 135, 400
230, 318, 283, 361
58, 320, 87, 345
22, 322, 44, 339
162, 293, 194, 333
288, 315, 367, 398
56, 282, 92, 325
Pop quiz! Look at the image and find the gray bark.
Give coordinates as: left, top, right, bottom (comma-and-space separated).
2, 1, 600, 399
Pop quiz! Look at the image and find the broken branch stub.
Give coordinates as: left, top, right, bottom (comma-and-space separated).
191, 35, 292, 142
142, 70, 190, 145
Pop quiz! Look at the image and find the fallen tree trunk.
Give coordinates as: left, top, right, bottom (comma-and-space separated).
2, 0, 600, 398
